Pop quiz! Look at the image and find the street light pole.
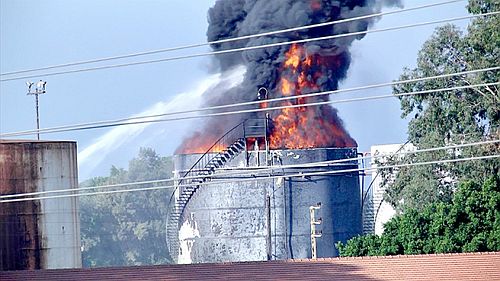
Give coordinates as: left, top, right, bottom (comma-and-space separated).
27, 80, 47, 140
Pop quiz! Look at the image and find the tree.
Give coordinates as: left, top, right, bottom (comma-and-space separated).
80, 148, 174, 267
338, 176, 500, 256
80, 189, 125, 267
381, 1, 499, 211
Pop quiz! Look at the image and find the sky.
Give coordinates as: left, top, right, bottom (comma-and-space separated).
0, 0, 470, 180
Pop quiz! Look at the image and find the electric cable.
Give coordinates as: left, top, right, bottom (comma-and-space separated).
0, 0, 466, 77
1, 139, 497, 202
2, 66, 497, 137
2, 154, 497, 204
164, 138, 499, 214
1, 12, 497, 82
4, 138, 494, 199
360, 140, 411, 233
362, 140, 411, 205
1, 78, 497, 138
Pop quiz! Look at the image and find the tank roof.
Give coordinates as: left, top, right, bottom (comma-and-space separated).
175, 146, 358, 156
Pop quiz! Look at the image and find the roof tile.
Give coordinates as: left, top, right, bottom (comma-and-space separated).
2, 252, 499, 281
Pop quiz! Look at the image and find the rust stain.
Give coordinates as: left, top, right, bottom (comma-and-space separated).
0, 142, 44, 271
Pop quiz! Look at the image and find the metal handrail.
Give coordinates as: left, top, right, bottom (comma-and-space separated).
165, 120, 247, 259
166, 118, 267, 212
166, 117, 268, 260
166, 121, 245, 215
180, 121, 245, 183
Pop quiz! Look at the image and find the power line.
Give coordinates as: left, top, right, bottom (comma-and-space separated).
2, 154, 497, 204
2, 82, 497, 138
3, 66, 497, 137
0, 0, 465, 77
1, 77, 497, 138
2, 12, 497, 83
0, 83, 492, 138
362, 140, 412, 206
362, 140, 411, 231
1, 153, 359, 199
362, 124, 499, 208
3, 67, 496, 137
166, 139, 499, 215
2, 139, 498, 202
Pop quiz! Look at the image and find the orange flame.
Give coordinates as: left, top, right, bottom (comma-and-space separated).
177, 131, 225, 154
177, 43, 356, 155
269, 43, 356, 149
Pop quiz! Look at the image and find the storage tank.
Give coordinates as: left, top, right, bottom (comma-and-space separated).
0, 140, 81, 270
170, 147, 361, 264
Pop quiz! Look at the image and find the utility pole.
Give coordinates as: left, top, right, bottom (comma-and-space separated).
26, 80, 47, 140
265, 193, 272, 261
310, 202, 322, 259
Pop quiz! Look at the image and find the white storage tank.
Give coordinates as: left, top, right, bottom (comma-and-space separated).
168, 147, 362, 263
0, 140, 82, 270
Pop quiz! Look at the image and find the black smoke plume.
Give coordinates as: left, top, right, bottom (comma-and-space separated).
177, 0, 402, 154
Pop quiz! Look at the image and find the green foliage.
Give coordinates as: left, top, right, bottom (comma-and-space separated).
80, 148, 174, 267
381, 1, 499, 211
467, 0, 499, 14
338, 176, 500, 256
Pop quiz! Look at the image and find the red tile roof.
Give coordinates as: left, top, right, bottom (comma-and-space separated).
2, 252, 499, 281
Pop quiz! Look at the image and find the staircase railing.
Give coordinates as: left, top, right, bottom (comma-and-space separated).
166, 118, 268, 261
180, 122, 245, 184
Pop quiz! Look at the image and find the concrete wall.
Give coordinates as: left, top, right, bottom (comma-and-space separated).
173, 147, 361, 263
0, 140, 81, 270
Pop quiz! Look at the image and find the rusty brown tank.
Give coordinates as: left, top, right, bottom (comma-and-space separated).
0, 140, 81, 271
